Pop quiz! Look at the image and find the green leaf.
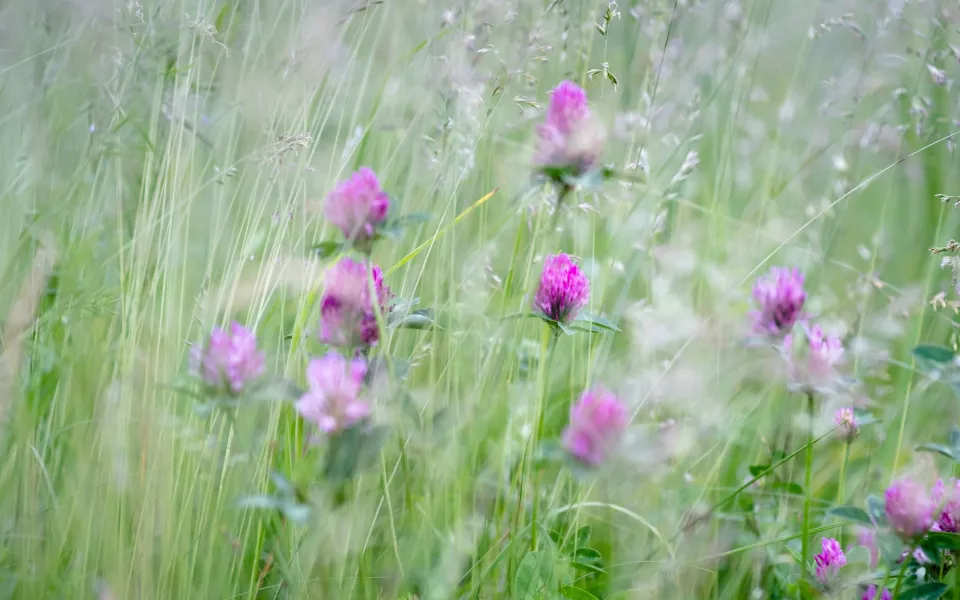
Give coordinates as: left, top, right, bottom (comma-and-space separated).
926, 532, 960, 550
917, 443, 955, 460
826, 505, 873, 525
560, 586, 599, 600
574, 312, 621, 332
866, 495, 887, 525
568, 560, 605, 575
389, 309, 436, 330
898, 582, 948, 600
749, 464, 770, 477
573, 547, 602, 561
269, 471, 296, 497
515, 551, 557, 600
310, 240, 343, 258
950, 426, 960, 450
568, 322, 605, 334
770, 481, 804, 496
913, 344, 955, 364
323, 424, 386, 483
571, 525, 591, 550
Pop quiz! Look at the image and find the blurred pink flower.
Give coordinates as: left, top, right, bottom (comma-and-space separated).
783, 324, 844, 387
931, 478, 960, 533
750, 267, 806, 336
834, 407, 858, 441
862, 586, 891, 600
814, 537, 846, 583
296, 352, 370, 434
325, 167, 390, 242
856, 527, 879, 569
885, 478, 936, 540
190, 322, 265, 394
319, 257, 393, 348
562, 386, 628, 465
534, 253, 589, 324
535, 80, 603, 175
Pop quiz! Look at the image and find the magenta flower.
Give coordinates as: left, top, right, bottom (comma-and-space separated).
190, 322, 265, 394
814, 537, 846, 583
534, 253, 589, 324
535, 80, 602, 175
319, 257, 393, 348
834, 407, 858, 441
562, 387, 628, 466
783, 324, 844, 387
324, 167, 390, 243
932, 478, 960, 533
885, 478, 936, 540
750, 267, 806, 336
862, 586, 892, 600
296, 352, 371, 435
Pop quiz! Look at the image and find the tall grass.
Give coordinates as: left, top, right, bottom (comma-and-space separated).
1, 0, 959, 598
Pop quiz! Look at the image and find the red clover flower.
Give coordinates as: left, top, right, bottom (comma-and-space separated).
562, 386, 628, 466
534, 253, 589, 324
190, 322, 265, 395
296, 352, 370, 435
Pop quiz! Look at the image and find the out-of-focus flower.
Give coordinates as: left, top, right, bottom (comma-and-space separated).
885, 478, 936, 540
190, 322, 265, 394
325, 167, 390, 243
857, 528, 879, 569
534, 80, 603, 176
562, 386, 628, 465
296, 352, 370, 435
931, 478, 960, 533
862, 586, 892, 600
783, 324, 844, 388
750, 267, 806, 336
319, 257, 393, 348
813, 537, 846, 583
834, 407, 858, 441
533, 253, 589, 324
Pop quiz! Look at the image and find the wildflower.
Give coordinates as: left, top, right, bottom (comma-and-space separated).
750, 267, 806, 336
562, 386, 628, 466
834, 407, 858, 441
324, 167, 390, 244
813, 537, 846, 583
856, 528, 879, 569
535, 80, 603, 176
885, 478, 936, 540
319, 257, 393, 348
533, 253, 589, 324
296, 352, 370, 435
190, 322, 265, 394
862, 586, 892, 600
931, 478, 960, 533
783, 324, 844, 388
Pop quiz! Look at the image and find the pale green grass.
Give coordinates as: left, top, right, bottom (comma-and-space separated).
1, 0, 959, 598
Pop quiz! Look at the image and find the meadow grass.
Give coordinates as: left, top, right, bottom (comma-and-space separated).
2, 0, 960, 598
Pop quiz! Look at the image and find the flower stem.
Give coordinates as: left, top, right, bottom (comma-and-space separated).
530, 325, 559, 550
836, 441, 851, 546
801, 392, 816, 572
891, 548, 912, 600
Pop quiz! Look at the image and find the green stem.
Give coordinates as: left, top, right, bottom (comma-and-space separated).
801, 392, 816, 572
891, 547, 912, 600
954, 552, 959, 600
836, 442, 850, 505
530, 326, 559, 551
836, 441, 851, 547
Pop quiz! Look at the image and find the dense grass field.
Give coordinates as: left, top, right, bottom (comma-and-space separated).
3, 0, 960, 598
